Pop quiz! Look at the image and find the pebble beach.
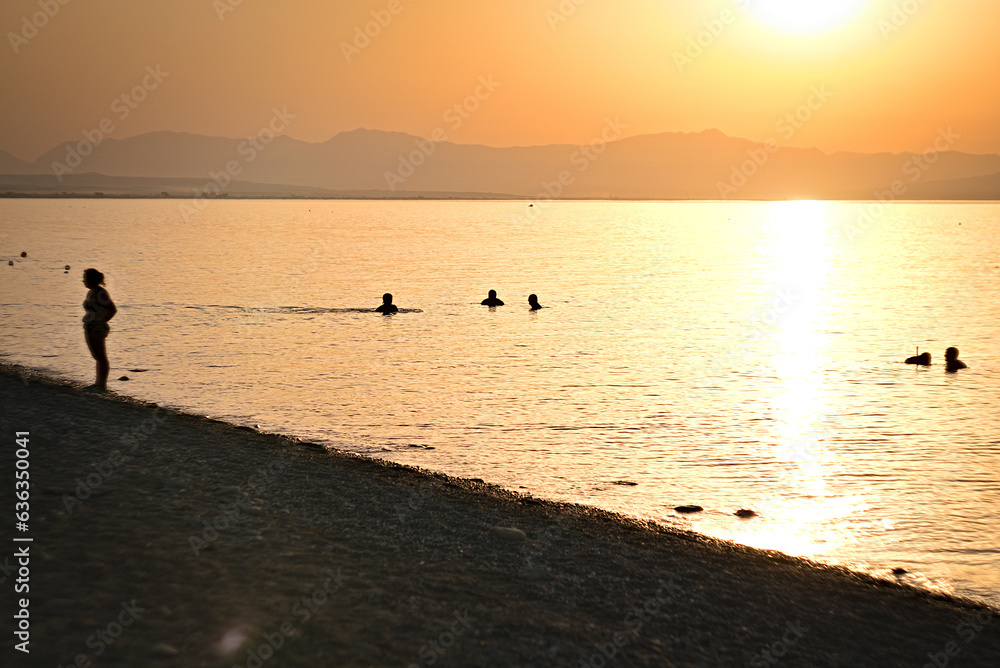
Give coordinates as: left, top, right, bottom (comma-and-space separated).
2, 364, 998, 667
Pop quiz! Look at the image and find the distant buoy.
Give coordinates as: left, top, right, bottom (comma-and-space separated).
20, 251, 27, 257
65, 265, 71, 270
118, 376, 130, 381
8, 261, 13, 266
735, 509, 757, 518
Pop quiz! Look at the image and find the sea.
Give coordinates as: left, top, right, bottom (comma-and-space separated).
2, 198, 998, 607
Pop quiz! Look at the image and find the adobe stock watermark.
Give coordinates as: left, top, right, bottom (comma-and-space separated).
717, 84, 833, 198
897, 127, 959, 184
16, 316, 85, 387
231, 569, 347, 668
749, 620, 809, 667
179, 107, 295, 222
214, 0, 246, 21
393, 482, 433, 522
61, 407, 170, 514
842, 127, 959, 242
517, 514, 571, 579
56, 600, 145, 668
341, 0, 412, 63
384, 75, 501, 191
673, 0, 750, 73
545, 0, 588, 31
7, 0, 71, 54
407, 610, 477, 667
577, 579, 682, 667
922, 609, 993, 668
878, 0, 930, 41
744, 282, 807, 340
525, 116, 628, 215
60, 448, 125, 514
51, 65, 170, 182
188, 460, 288, 556
778, 437, 825, 464
711, 279, 808, 368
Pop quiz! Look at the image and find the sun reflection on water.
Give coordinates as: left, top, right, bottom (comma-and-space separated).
739, 201, 863, 558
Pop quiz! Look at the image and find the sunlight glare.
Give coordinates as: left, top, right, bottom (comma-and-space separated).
747, 0, 870, 34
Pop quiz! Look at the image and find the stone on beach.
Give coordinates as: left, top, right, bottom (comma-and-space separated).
151, 643, 179, 657
491, 526, 527, 541
518, 565, 546, 580
675, 505, 703, 513
735, 509, 758, 518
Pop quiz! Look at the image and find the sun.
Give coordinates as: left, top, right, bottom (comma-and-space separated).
746, 0, 870, 34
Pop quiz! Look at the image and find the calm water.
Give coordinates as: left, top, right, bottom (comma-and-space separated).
2, 199, 998, 606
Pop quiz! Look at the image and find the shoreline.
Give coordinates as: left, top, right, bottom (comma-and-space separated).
2, 362, 998, 666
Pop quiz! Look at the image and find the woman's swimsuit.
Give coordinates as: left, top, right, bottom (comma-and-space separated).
83, 289, 111, 334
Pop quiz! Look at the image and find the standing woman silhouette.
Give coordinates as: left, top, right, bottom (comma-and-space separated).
82, 268, 117, 389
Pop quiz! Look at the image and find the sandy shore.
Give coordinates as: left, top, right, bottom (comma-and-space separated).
2, 364, 998, 667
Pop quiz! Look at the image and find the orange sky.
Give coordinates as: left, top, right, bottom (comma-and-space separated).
2, 0, 998, 161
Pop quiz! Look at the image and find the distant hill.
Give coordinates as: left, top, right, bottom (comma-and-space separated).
4, 129, 1000, 200
0, 150, 39, 175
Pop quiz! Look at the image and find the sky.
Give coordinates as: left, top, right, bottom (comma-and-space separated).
2, 0, 999, 161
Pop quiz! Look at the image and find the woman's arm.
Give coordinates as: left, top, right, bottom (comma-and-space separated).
100, 289, 117, 322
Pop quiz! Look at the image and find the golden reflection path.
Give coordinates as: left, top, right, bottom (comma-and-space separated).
727, 201, 870, 559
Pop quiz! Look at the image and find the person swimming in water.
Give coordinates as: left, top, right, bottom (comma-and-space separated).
82, 268, 117, 389
481, 289, 504, 306
375, 293, 398, 314
905, 348, 931, 365
944, 347, 967, 372
528, 294, 542, 310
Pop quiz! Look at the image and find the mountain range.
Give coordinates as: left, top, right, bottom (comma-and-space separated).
2, 128, 999, 200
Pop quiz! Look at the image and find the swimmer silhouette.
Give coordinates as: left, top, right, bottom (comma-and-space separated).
528, 294, 542, 310
905, 348, 931, 366
481, 289, 504, 306
945, 347, 967, 372
375, 293, 398, 314
82, 268, 117, 390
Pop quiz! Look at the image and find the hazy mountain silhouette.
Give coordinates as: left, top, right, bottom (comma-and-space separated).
4, 129, 1000, 200
0, 150, 40, 175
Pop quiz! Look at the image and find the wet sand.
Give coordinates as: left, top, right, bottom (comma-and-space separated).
2, 364, 998, 667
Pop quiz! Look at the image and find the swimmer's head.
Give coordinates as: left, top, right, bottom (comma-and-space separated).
488, 290, 497, 298
528, 294, 538, 304
945, 347, 960, 361
382, 293, 393, 304
83, 268, 105, 287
